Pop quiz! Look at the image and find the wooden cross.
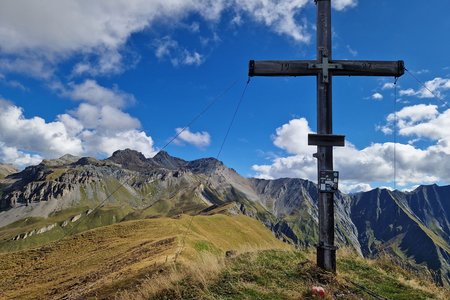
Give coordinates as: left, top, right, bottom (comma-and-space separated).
248, 0, 404, 272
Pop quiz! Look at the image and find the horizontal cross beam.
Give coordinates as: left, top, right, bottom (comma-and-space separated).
308, 134, 345, 147
249, 60, 404, 77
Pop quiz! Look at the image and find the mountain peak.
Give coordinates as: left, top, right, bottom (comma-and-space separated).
107, 149, 150, 171
109, 149, 147, 162
187, 157, 223, 174
153, 150, 170, 159
152, 150, 187, 170
41, 154, 81, 167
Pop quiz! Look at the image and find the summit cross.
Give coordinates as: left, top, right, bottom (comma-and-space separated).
248, 0, 404, 272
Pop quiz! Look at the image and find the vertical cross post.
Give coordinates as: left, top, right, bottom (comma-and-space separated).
248, 0, 404, 274
316, 0, 335, 272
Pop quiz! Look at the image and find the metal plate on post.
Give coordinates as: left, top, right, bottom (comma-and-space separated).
319, 170, 339, 193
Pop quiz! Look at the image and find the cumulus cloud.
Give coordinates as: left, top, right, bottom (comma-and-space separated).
332, 0, 358, 11
273, 118, 315, 155
399, 77, 450, 99
399, 88, 416, 97
387, 104, 438, 124
64, 79, 135, 108
371, 92, 383, 100
417, 77, 450, 98
0, 143, 43, 169
388, 104, 450, 142
339, 183, 372, 194
0, 80, 156, 167
0, 0, 359, 167
69, 103, 141, 132
174, 127, 211, 148
0, 100, 83, 157
71, 49, 132, 77
382, 82, 395, 90
0, 0, 359, 77
253, 111, 450, 192
233, 0, 311, 43
80, 129, 155, 157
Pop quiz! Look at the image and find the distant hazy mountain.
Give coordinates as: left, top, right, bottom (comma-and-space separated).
0, 149, 449, 286
0, 164, 17, 179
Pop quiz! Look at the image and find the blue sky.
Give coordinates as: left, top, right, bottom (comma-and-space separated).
0, 0, 449, 192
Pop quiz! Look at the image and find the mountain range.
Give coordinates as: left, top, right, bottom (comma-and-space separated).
1, 149, 449, 287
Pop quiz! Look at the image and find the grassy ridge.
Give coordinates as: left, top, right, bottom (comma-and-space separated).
126, 248, 449, 300
0, 205, 133, 252
0, 214, 288, 299
0, 213, 448, 299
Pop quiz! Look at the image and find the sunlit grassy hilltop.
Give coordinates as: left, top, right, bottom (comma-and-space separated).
0, 212, 448, 300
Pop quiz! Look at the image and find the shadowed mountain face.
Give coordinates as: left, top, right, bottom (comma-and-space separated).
351, 187, 450, 286
0, 149, 449, 286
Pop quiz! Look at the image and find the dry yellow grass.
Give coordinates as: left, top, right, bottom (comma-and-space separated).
0, 214, 288, 299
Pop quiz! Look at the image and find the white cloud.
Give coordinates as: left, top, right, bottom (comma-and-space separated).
81, 129, 155, 157
382, 82, 395, 90
0, 0, 361, 80
70, 103, 141, 132
371, 92, 383, 100
234, 0, 311, 43
394, 105, 450, 141
339, 182, 372, 194
0, 0, 359, 77
252, 118, 316, 180
346, 45, 358, 56
0, 73, 28, 91
0, 143, 42, 169
71, 49, 133, 77
0, 57, 54, 79
154, 36, 204, 67
182, 51, 203, 66
174, 127, 211, 148
273, 118, 315, 155
154, 37, 179, 60
0, 1, 359, 167
387, 104, 438, 124
64, 79, 135, 108
0, 100, 83, 157
399, 88, 416, 97
399, 77, 450, 99
415, 69, 429, 75
378, 125, 393, 135
253, 113, 450, 192
332, 0, 358, 11
0, 79, 156, 167
417, 77, 450, 98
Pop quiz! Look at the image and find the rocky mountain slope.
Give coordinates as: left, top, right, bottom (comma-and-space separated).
1, 149, 449, 286
352, 186, 450, 286
0, 149, 358, 251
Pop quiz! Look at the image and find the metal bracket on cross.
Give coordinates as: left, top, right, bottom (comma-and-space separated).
308, 56, 343, 83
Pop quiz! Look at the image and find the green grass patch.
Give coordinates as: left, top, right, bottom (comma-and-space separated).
0, 205, 133, 253
153, 249, 447, 300
338, 256, 433, 300
192, 240, 220, 254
